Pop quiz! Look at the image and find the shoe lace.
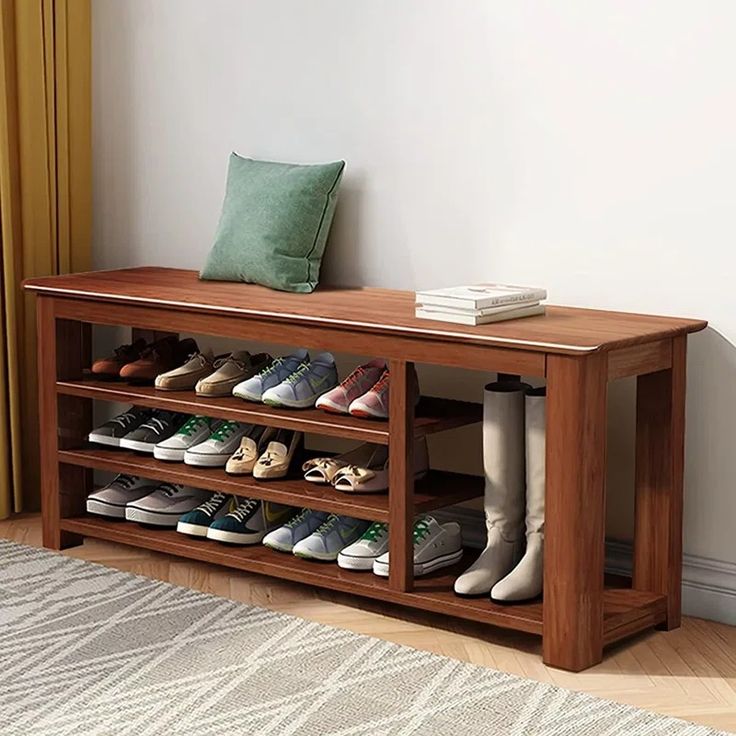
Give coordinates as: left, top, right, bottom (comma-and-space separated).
209, 420, 240, 442
314, 514, 340, 536
141, 414, 171, 433
342, 366, 367, 389
284, 508, 311, 528
113, 342, 138, 359
110, 410, 141, 428
412, 517, 431, 544
258, 357, 284, 378
157, 483, 182, 498
178, 415, 209, 437
112, 474, 137, 489
214, 355, 246, 371
362, 522, 388, 542
371, 370, 390, 393
197, 492, 227, 514
285, 362, 311, 384
229, 498, 259, 522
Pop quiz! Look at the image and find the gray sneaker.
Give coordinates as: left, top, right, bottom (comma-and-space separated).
262, 352, 338, 409
86, 475, 159, 518
125, 483, 210, 526
292, 514, 370, 561
262, 508, 330, 553
232, 349, 309, 402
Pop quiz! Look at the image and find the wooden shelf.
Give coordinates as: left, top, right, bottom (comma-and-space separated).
57, 379, 482, 445
58, 446, 483, 523
58, 515, 667, 641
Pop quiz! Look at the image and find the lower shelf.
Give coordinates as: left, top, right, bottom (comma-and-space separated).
59, 515, 667, 644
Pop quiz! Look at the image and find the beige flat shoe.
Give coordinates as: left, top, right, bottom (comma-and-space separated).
253, 430, 304, 481
155, 349, 215, 391
225, 426, 275, 476
332, 438, 429, 494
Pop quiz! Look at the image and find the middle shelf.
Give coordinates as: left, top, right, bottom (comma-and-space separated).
59, 445, 484, 522
58, 378, 482, 445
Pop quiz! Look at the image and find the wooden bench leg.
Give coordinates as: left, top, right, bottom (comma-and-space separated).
633, 336, 686, 630
543, 353, 608, 671
388, 359, 415, 592
37, 298, 91, 550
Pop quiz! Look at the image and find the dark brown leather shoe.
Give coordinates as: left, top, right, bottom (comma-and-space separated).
91, 338, 147, 378
120, 337, 198, 383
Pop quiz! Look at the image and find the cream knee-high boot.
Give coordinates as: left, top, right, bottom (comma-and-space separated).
454, 381, 528, 596
490, 387, 546, 603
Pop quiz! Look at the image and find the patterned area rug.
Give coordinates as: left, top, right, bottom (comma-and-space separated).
0, 539, 729, 736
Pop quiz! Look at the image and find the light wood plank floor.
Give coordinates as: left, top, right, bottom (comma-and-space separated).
2, 514, 735, 733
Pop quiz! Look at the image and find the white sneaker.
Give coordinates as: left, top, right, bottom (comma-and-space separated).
373, 516, 463, 577
262, 508, 330, 553
232, 349, 309, 402
337, 522, 389, 571
292, 514, 370, 561
261, 352, 338, 409
125, 483, 211, 526
184, 421, 250, 467
86, 475, 159, 519
154, 416, 218, 462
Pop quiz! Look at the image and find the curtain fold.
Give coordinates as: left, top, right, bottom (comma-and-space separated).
0, 0, 90, 518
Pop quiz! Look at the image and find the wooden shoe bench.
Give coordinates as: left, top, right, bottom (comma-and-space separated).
24, 267, 707, 672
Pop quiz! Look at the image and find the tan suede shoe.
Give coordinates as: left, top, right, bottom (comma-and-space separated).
225, 426, 275, 475
253, 430, 304, 481
195, 351, 271, 397
155, 349, 215, 391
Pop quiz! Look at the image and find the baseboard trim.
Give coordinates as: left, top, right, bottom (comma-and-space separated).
434, 506, 736, 626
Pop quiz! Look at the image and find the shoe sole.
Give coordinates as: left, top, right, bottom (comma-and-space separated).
176, 521, 210, 537
349, 407, 387, 420
336, 554, 378, 571
262, 397, 318, 409
292, 549, 339, 562
183, 453, 230, 467
119, 439, 157, 453
195, 385, 241, 397
206, 528, 266, 545
333, 470, 427, 494
232, 389, 262, 402
224, 467, 254, 476
373, 548, 463, 577
314, 398, 349, 414
86, 499, 126, 518
125, 507, 179, 526
262, 540, 294, 553
153, 447, 187, 462
87, 433, 121, 448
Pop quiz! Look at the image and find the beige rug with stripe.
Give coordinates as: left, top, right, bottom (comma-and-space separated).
0, 539, 729, 736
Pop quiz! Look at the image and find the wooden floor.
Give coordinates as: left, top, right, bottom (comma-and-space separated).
2, 514, 735, 732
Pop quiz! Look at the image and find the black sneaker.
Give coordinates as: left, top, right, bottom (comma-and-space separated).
88, 407, 152, 447
119, 411, 189, 453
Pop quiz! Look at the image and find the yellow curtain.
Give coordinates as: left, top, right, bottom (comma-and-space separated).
0, 0, 91, 517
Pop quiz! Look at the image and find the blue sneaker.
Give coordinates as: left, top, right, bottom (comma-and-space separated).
176, 492, 234, 537
261, 352, 338, 409
232, 349, 309, 402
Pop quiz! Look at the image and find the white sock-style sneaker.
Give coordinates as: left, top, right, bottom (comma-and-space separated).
373, 516, 463, 577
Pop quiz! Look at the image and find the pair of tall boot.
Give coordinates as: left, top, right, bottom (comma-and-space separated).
454, 381, 546, 602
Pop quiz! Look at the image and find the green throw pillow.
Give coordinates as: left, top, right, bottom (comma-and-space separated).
200, 153, 345, 293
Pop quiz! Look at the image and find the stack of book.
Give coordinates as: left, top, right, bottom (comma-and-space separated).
415, 284, 547, 326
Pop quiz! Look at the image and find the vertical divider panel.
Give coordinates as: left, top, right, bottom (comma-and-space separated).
388, 359, 415, 591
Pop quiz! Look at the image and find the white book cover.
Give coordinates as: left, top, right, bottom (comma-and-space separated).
415, 301, 540, 318
415, 283, 547, 310
415, 303, 546, 326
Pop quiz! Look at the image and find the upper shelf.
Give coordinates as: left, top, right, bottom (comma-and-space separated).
57, 379, 482, 444
24, 267, 707, 355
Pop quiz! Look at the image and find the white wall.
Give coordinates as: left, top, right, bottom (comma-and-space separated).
92, 2, 736, 585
